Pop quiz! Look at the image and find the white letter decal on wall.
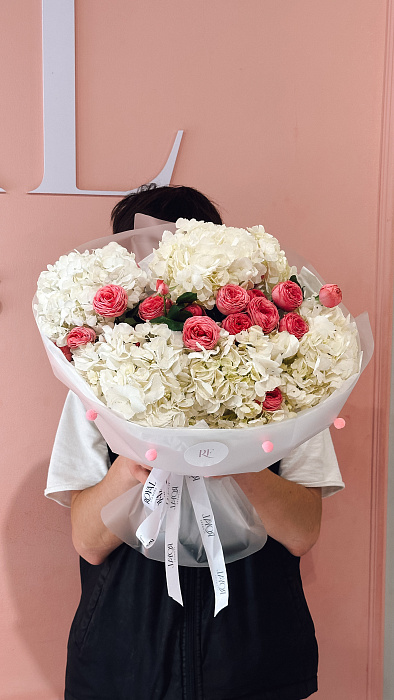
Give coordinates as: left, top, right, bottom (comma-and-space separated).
30, 0, 182, 195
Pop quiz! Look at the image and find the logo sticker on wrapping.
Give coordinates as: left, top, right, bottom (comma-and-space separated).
184, 442, 229, 467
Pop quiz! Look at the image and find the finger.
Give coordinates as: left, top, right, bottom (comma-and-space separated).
131, 463, 152, 483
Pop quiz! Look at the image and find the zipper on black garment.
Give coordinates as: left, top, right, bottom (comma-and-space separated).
182, 567, 203, 700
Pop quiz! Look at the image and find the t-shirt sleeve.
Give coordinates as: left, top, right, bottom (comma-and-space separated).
45, 391, 110, 507
278, 428, 344, 498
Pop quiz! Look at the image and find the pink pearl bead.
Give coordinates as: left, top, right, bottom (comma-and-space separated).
333, 417, 346, 429
86, 409, 98, 421
145, 449, 157, 461
262, 441, 274, 453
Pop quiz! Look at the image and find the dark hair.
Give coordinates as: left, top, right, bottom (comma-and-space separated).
111, 184, 222, 233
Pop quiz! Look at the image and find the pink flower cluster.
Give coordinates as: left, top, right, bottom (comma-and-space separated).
183, 277, 342, 354
137, 280, 208, 322
57, 274, 343, 380
214, 281, 308, 340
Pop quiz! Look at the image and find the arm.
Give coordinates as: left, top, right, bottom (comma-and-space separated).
231, 469, 322, 557
70, 456, 151, 566
72, 461, 321, 564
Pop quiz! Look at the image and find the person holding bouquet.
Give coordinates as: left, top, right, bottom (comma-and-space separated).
45, 185, 345, 700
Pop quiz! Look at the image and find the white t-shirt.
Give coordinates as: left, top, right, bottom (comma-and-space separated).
45, 391, 345, 507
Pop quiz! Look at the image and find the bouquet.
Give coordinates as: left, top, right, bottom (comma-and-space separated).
34, 215, 373, 614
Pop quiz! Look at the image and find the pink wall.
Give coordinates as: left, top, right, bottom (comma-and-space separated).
0, 1, 391, 698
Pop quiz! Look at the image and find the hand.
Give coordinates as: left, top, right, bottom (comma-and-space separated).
114, 455, 152, 485
70, 455, 153, 565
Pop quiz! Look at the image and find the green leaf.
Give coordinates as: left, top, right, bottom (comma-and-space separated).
167, 304, 183, 319
115, 302, 141, 325
206, 306, 225, 322
149, 316, 185, 331
115, 313, 137, 326
149, 316, 168, 324
176, 292, 198, 305
165, 318, 184, 331
177, 309, 193, 322
290, 274, 301, 287
167, 305, 193, 322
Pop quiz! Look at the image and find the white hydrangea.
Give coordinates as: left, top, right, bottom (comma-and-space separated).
72, 323, 193, 425
278, 299, 360, 412
35, 242, 148, 345
148, 219, 289, 308
71, 323, 287, 427
247, 225, 294, 292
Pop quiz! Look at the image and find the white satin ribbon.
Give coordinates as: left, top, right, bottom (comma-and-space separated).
186, 475, 229, 616
140, 468, 170, 511
164, 473, 184, 606
135, 468, 169, 548
135, 468, 229, 615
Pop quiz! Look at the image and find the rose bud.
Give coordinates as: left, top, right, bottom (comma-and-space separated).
138, 295, 172, 321
247, 288, 266, 300
216, 284, 249, 314
183, 316, 220, 351
156, 279, 170, 295
222, 313, 253, 334
271, 281, 303, 311
66, 326, 97, 348
93, 284, 129, 317
319, 284, 342, 308
185, 303, 206, 316
279, 313, 309, 340
262, 387, 283, 411
59, 344, 72, 361
247, 297, 279, 334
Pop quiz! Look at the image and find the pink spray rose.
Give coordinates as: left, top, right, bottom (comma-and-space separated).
279, 313, 309, 340
247, 288, 266, 301
156, 279, 170, 295
222, 313, 253, 334
183, 316, 220, 351
185, 303, 206, 316
138, 295, 172, 321
59, 344, 72, 361
216, 284, 249, 315
319, 284, 342, 308
271, 281, 303, 311
92, 284, 129, 317
66, 326, 97, 348
247, 297, 279, 334
262, 387, 283, 411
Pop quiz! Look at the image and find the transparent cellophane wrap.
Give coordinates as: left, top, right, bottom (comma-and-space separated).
34, 215, 374, 570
